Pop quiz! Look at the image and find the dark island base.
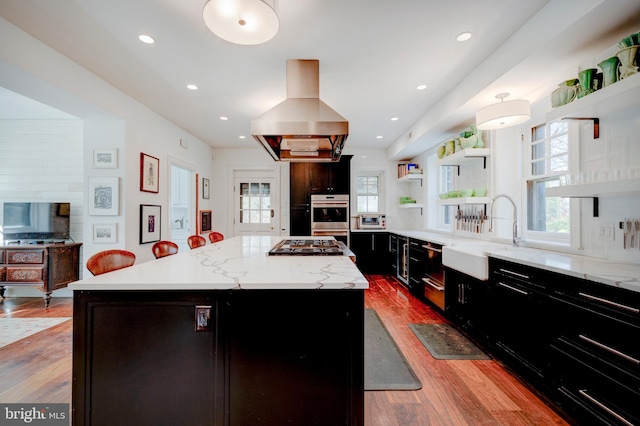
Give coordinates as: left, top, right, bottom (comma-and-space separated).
72, 289, 364, 426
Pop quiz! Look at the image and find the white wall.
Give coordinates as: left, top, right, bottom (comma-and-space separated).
0, 17, 217, 297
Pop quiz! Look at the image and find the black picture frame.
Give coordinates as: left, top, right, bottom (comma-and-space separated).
140, 204, 161, 244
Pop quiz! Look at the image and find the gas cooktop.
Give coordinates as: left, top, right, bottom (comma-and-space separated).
268, 239, 344, 256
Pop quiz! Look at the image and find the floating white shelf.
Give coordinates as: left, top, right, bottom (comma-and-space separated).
545, 178, 640, 198
545, 71, 640, 123
398, 203, 425, 209
437, 148, 490, 166
397, 174, 424, 183
438, 197, 491, 206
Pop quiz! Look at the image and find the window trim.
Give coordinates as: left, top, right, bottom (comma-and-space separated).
522, 121, 580, 245
354, 170, 384, 214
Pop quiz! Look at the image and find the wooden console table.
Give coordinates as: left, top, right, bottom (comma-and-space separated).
0, 243, 82, 307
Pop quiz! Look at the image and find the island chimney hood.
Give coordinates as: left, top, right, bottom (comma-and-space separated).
252, 59, 348, 162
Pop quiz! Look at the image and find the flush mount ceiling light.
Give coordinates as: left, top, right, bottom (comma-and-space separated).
476, 92, 530, 130
202, 0, 279, 45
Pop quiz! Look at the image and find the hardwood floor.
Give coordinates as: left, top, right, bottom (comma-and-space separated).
0, 278, 569, 425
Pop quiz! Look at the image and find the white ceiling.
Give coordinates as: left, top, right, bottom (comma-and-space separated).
1, 0, 639, 159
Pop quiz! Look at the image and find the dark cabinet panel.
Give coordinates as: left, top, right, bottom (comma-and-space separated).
350, 232, 389, 274
290, 206, 311, 236
73, 292, 221, 425
290, 162, 310, 205
309, 155, 352, 194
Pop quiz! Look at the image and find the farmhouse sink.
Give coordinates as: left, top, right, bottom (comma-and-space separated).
442, 242, 516, 281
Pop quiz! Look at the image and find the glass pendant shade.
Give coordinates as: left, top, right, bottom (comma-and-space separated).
203, 0, 279, 45
476, 99, 531, 130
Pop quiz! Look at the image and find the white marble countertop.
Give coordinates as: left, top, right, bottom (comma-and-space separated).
386, 229, 640, 292
69, 236, 368, 291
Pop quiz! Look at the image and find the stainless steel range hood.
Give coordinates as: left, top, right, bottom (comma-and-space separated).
252, 59, 348, 162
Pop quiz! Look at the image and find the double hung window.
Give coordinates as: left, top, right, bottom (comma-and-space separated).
525, 122, 571, 240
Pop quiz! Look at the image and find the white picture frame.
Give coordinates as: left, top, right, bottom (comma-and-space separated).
93, 149, 118, 169
93, 223, 117, 243
88, 176, 119, 216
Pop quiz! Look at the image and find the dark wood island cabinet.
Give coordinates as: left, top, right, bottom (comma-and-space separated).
70, 236, 366, 426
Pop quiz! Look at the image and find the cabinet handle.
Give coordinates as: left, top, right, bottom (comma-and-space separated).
423, 245, 442, 253
371, 234, 375, 250
578, 292, 639, 314
578, 389, 634, 426
409, 256, 420, 263
497, 281, 529, 296
422, 277, 444, 291
498, 268, 530, 280
578, 334, 640, 365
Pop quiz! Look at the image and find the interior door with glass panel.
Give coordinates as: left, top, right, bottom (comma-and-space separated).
234, 175, 279, 236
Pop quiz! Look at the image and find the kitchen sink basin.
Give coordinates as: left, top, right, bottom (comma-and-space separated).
442, 242, 516, 281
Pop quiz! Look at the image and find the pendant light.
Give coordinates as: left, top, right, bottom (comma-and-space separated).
203, 0, 279, 46
476, 92, 530, 130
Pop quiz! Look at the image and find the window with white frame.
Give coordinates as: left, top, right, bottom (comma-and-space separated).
355, 172, 383, 213
440, 165, 454, 227
525, 122, 571, 239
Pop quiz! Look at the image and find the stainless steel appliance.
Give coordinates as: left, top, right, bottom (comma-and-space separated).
358, 214, 386, 229
252, 60, 348, 162
268, 239, 343, 256
311, 194, 349, 245
422, 242, 445, 310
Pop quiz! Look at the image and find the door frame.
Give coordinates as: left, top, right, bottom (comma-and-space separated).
168, 156, 196, 250
227, 165, 284, 237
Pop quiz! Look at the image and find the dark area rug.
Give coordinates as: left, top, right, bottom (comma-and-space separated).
409, 323, 491, 360
365, 309, 421, 390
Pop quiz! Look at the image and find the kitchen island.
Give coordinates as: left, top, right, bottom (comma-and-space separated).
69, 236, 367, 426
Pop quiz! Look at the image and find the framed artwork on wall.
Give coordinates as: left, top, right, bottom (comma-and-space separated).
93, 149, 118, 168
93, 223, 117, 243
140, 152, 160, 193
202, 178, 210, 199
200, 210, 212, 233
140, 204, 161, 244
88, 177, 119, 216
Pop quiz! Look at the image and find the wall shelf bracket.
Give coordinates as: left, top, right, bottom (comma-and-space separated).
562, 117, 599, 139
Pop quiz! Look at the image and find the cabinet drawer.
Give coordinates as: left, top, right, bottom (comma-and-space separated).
5, 266, 44, 282
6, 250, 45, 264
551, 341, 640, 426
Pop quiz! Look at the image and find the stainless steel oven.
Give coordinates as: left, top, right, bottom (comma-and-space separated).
311, 194, 349, 245
422, 242, 445, 310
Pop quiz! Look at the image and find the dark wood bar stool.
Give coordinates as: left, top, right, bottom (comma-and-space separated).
86, 249, 136, 276
187, 235, 207, 249
152, 241, 179, 259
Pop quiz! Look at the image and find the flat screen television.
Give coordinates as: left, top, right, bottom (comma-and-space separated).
1, 202, 71, 242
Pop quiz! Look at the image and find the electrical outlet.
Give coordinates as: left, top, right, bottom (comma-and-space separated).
598, 223, 614, 241
195, 305, 212, 331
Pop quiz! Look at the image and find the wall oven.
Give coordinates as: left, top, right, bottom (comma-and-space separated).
311, 194, 349, 245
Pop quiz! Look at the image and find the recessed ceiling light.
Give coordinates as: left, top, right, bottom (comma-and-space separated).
456, 32, 472, 42
220, 116, 228, 121
138, 34, 155, 44
187, 84, 198, 90
239, 135, 246, 139
376, 136, 383, 139
416, 84, 427, 90
391, 117, 399, 121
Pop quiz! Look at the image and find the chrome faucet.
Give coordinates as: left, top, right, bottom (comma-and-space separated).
489, 194, 523, 247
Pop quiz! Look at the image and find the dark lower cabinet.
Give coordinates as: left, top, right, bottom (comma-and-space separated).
444, 268, 492, 346
73, 289, 364, 426
480, 258, 640, 425
290, 205, 311, 236
349, 232, 389, 274
389, 234, 398, 277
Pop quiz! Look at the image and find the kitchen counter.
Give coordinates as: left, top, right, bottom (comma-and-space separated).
72, 235, 365, 425
381, 229, 640, 292
69, 235, 367, 291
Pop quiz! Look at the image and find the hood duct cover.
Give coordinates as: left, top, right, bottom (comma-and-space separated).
252, 59, 348, 162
